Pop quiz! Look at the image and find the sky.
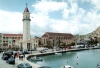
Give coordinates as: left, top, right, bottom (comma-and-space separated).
0, 0, 100, 37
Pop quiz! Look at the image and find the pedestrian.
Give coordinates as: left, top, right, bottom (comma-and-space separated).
23, 53, 25, 58
14, 52, 17, 59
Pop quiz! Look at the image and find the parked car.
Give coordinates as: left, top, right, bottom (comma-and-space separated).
14, 51, 23, 55
40, 50, 46, 53
22, 51, 30, 54
17, 62, 32, 68
2, 52, 12, 60
7, 50, 13, 55
38, 66, 50, 68
6, 57, 15, 64
43, 48, 48, 51
30, 48, 37, 51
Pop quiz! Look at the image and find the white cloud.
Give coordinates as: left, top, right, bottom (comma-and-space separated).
91, 0, 100, 9
0, 0, 100, 37
0, 10, 23, 34
70, 2, 78, 14
31, 13, 49, 28
29, 0, 100, 36
32, 1, 67, 14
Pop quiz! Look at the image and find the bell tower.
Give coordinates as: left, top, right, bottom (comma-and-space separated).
22, 3, 31, 50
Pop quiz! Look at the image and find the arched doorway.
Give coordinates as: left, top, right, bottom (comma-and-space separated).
27, 43, 30, 50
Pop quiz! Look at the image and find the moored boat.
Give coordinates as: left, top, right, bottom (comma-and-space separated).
60, 65, 74, 68
31, 56, 43, 61
55, 53, 62, 55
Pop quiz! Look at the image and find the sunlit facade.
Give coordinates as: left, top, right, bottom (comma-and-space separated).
41, 32, 75, 46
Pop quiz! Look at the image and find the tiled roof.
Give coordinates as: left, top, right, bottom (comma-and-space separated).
42, 32, 74, 38
24, 7, 29, 12
46, 32, 74, 37
42, 34, 48, 37
3, 34, 23, 36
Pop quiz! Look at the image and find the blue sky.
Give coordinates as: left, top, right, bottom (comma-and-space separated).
0, 0, 100, 37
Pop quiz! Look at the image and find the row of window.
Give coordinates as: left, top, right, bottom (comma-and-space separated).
3, 40, 15, 43
43, 39, 74, 44
34, 44, 38, 47
49, 37, 73, 39
3, 37, 22, 39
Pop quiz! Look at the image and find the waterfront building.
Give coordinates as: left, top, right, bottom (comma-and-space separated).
0, 33, 22, 49
41, 32, 75, 47
0, 33, 39, 50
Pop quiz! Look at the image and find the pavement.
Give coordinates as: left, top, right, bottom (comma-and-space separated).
0, 53, 17, 68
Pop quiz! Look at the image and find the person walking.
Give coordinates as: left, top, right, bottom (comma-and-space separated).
23, 53, 25, 58
14, 52, 17, 59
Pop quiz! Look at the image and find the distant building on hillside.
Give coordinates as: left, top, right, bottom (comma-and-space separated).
87, 26, 100, 38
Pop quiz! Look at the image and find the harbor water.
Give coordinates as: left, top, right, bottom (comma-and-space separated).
28, 49, 100, 68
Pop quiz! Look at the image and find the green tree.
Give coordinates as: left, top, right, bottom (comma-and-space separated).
88, 37, 98, 45
46, 40, 52, 48
62, 42, 66, 48
69, 42, 75, 46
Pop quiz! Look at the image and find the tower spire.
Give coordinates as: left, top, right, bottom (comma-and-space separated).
24, 3, 29, 12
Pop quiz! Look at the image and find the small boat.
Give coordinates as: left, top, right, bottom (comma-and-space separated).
61, 65, 74, 68
55, 53, 62, 55
31, 56, 43, 61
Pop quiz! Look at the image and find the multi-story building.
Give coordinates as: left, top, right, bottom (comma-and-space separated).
0, 33, 3, 48
41, 32, 75, 47
32, 36, 41, 48
0, 33, 23, 49
0, 32, 75, 49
